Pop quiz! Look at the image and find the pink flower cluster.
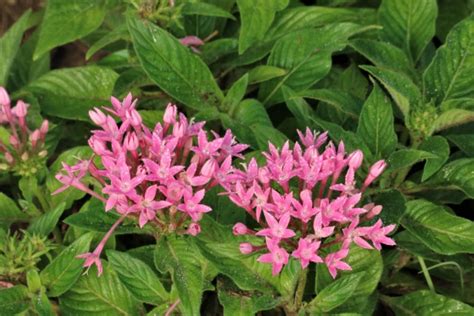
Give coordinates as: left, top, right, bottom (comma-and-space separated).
54, 93, 246, 275
226, 129, 395, 278
0, 87, 49, 176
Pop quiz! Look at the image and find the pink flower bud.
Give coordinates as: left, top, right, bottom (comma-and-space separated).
89, 108, 107, 125
124, 132, 139, 151
364, 160, 387, 187
179, 36, 204, 47
163, 103, 177, 125
128, 109, 142, 127
9, 135, 19, 147
30, 129, 41, 147
366, 205, 383, 219
13, 100, 28, 118
239, 243, 253, 254
201, 159, 216, 177
0, 87, 10, 106
187, 223, 201, 236
233, 223, 248, 235
40, 120, 49, 136
348, 150, 363, 170
4, 152, 14, 164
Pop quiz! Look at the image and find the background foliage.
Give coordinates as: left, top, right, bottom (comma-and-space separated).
1, 0, 474, 315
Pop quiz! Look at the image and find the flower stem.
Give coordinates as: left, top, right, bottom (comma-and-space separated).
294, 267, 309, 311
418, 256, 435, 292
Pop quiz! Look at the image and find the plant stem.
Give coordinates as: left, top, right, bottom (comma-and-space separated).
418, 256, 435, 292
294, 268, 309, 311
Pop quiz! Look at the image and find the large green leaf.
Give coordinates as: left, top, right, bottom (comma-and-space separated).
357, 82, 397, 158
236, 0, 288, 54
297, 89, 363, 120
40, 233, 93, 297
0, 285, 30, 315
361, 65, 422, 120
27, 202, 66, 237
0, 193, 28, 229
426, 158, 474, 199
419, 136, 450, 181
350, 39, 413, 76
182, 2, 236, 20
59, 263, 141, 315
447, 134, 474, 157
433, 109, 474, 132
0, 10, 32, 85
282, 87, 315, 129
154, 236, 204, 316
127, 16, 223, 110
401, 199, 474, 255
308, 272, 364, 313
26, 66, 118, 121
423, 16, 474, 105
387, 149, 437, 171
108, 250, 169, 305
378, 0, 438, 62
34, 0, 107, 59
382, 290, 474, 315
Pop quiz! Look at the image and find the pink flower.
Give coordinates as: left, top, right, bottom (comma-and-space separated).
312, 213, 335, 239
257, 238, 289, 275
325, 248, 352, 279
177, 189, 212, 221
131, 185, 171, 227
256, 212, 295, 240
291, 190, 317, 223
359, 220, 396, 250
292, 238, 323, 268
77, 252, 103, 276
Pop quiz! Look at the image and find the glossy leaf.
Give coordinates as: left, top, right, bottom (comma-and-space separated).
378, 0, 438, 62
35, 0, 106, 59
433, 109, 474, 132
108, 250, 169, 305
426, 158, 474, 199
0, 285, 30, 315
248, 65, 287, 84
298, 89, 363, 120
357, 82, 397, 158
0, 193, 28, 228
401, 199, 474, 255
59, 263, 142, 315
387, 149, 437, 171
447, 134, 474, 157
40, 233, 93, 297
182, 2, 236, 20
423, 16, 474, 105
127, 16, 223, 110
419, 136, 450, 181
27, 202, 66, 236
26, 66, 118, 121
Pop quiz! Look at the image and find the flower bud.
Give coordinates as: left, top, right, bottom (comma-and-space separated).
30, 129, 41, 147
4, 152, 14, 164
201, 159, 216, 178
364, 160, 387, 187
9, 135, 19, 147
13, 100, 28, 118
233, 223, 248, 235
0, 87, 10, 106
38, 150, 47, 158
40, 120, 49, 135
89, 108, 107, 125
239, 243, 253, 254
163, 103, 177, 125
124, 132, 139, 151
179, 36, 204, 47
128, 109, 142, 127
348, 150, 363, 170
366, 205, 383, 219
187, 223, 201, 236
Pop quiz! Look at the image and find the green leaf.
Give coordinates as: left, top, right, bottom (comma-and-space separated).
64, 200, 144, 235
236, 0, 288, 54
433, 109, 474, 132
0, 192, 28, 228
217, 278, 280, 316
224, 74, 248, 111
86, 25, 128, 60
436, 0, 470, 42
298, 89, 363, 120
387, 149, 437, 171
372, 189, 407, 225
59, 263, 141, 315
154, 236, 204, 316
282, 87, 315, 129
30, 290, 55, 316
201, 38, 238, 64
26, 66, 118, 121
423, 16, 474, 105
309, 272, 364, 313
0, 285, 30, 315
127, 16, 223, 110
401, 199, 474, 255
248, 65, 287, 84
446, 134, 474, 157
357, 82, 397, 158
27, 202, 66, 236
34, 0, 106, 59
261, 23, 377, 104
108, 250, 169, 305
350, 39, 413, 76
419, 136, 450, 181
0, 10, 32, 85
426, 158, 474, 199
382, 290, 474, 315
182, 2, 235, 20
316, 246, 382, 298
361, 65, 422, 119
40, 233, 93, 297
378, 0, 438, 62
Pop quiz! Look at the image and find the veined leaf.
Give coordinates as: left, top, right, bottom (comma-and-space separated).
433, 109, 474, 132
0, 285, 30, 315
357, 82, 397, 158
0, 193, 28, 228
423, 16, 474, 105
182, 2, 235, 20
35, 0, 107, 59
108, 250, 169, 305
382, 290, 474, 315
237, 0, 288, 54
27, 202, 66, 236
0, 10, 32, 85
419, 136, 450, 181
387, 149, 437, 171
282, 87, 315, 129
401, 199, 474, 255
127, 16, 223, 110
378, 0, 437, 62
426, 158, 474, 199
40, 233, 93, 297
446, 134, 474, 157
297, 89, 363, 120
248, 65, 287, 84
59, 263, 142, 315
26, 66, 118, 121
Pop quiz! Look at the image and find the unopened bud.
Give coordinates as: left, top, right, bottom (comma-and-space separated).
366, 205, 383, 219
40, 120, 49, 135
201, 159, 216, 177
239, 243, 253, 254
163, 103, 177, 125
30, 129, 41, 147
128, 109, 142, 127
9, 135, 19, 147
348, 150, 363, 170
89, 108, 107, 125
233, 223, 248, 236
364, 160, 387, 188
124, 132, 139, 151
0, 87, 10, 106
4, 152, 14, 163
38, 150, 47, 158
187, 223, 201, 236
13, 100, 28, 118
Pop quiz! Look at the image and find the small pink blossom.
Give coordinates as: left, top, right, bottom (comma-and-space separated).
325, 248, 352, 279
292, 238, 323, 268
257, 238, 289, 275
256, 212, 295, 240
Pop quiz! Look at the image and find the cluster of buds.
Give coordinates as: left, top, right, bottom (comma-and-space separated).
54, 93, 247, 275
0, 87, 49, 176
225, 129, 395, 277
